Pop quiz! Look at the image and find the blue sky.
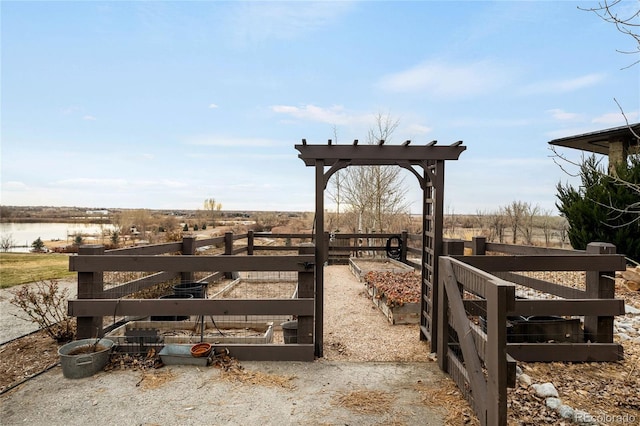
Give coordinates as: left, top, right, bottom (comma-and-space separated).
2, 0, 638, 214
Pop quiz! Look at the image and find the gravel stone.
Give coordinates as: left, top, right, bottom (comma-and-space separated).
532, 382, 559, 398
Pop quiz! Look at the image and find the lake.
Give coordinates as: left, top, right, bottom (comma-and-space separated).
0, 222, 115, 252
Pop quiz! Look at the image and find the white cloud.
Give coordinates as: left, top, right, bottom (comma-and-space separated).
208, 103, 219, 109
270, 104, 372, 125
3, 181, 29, 190
377, 60, 512, 98
82, 115, 97, 121
520, 73, 605, 95
53, 178, 129, 188
592, 111, 639, 125
547, 108, 582, 121
229, 1, 354, 43
405, 123, 433, 135
184, 135, 279, 147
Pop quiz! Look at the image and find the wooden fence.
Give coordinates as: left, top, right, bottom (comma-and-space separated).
67, 231, 627, 423
69, 235, 315, 361
437, 237, 627, 425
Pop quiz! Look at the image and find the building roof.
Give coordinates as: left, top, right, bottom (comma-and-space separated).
548, 123, 640, 155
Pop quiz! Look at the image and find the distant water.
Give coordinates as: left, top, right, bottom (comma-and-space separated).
0, 222, 115, 252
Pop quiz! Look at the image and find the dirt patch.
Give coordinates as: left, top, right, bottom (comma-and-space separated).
0, 330, 60, 393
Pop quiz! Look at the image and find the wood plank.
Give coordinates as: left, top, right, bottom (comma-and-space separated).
463, 298, 625, 316
440, 258, 488, 412
214, 344, 315, 361
70, 254, 315, 272
101, 271, 179, 298
68, 298, 315, 317
493, 271, 586, 299
507, 343, 623, 362
107, 242, 183, 255
452, 255, 626, 272
514, 299, 625, 316
485, 243, 580, 255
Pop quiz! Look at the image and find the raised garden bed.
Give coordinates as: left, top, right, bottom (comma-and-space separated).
349, 258, 414, 282
362, 270, 421, 325
107, 320, 274, 349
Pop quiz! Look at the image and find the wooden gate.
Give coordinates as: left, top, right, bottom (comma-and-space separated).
295, 139, 466, 356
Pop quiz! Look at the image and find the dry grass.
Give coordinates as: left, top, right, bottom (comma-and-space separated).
332, 389, 395, 415
137, 369, 176, 390
220, 368, 297, 389
414, 379, 478, 426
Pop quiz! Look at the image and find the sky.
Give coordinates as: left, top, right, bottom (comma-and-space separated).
2, 0, 639, 215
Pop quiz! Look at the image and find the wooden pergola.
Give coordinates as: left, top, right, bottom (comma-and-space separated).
296, 139, 466, 357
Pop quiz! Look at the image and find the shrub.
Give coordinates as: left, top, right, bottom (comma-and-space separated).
9, 279, 75, 342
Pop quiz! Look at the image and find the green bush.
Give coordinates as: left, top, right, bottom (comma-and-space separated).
556, 155, 639, 261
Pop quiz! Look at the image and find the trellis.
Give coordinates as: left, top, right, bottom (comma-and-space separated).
296, 139, 466, 356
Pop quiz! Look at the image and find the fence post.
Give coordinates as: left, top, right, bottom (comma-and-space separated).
443, 240, 464, 256
224, 232, 234, 278
401, 230, 408, 262
247, 230, 254, 255
472, 236, 486, 255
297, 243, 315, 345
323, 232, 330, 264
486, 280, 515, 426
76, 245, 104, 339
437, 257, 452, 372
584, 242, 616, 343
181, 236, 196, 283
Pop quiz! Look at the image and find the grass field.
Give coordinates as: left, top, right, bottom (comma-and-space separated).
0, 253, 75, 288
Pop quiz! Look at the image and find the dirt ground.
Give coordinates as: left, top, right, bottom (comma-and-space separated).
1, 265, 639, 425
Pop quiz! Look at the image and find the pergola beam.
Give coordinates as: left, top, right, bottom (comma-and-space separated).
295, 143, 466, 166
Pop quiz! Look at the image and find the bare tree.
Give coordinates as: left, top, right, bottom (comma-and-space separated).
204, 198, 222, 225
481, 208, 507, 243
504, 201, 527, 244
580, 0, 640, 69
1, 233, 15, 252
336, 113, 410, 233
520, 203, 541, 245
327, 125, 344, 231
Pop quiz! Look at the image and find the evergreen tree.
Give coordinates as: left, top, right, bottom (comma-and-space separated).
556, 155, 640, 261
31, 237, 45, 252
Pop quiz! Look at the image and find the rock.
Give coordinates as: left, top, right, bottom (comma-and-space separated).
557, 404, 574, 419
518, 373, 532, 387
617, 333, 631, 341
573, 409, 597, 425
531, 382, 559, 398
545, 397, 562, 409
625, 304, 640, 315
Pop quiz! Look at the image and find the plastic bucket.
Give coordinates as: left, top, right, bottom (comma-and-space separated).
173, 282, 206, 299
151, 293, 193, 321
58, 338, 114, 379
281, 321, 298, 344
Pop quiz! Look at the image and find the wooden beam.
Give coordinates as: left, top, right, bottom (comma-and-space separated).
507, 342, 623, 362
213, 344, 315, 361
70, 254, 315, 272
295, 144, 466, 166
68, 298, 315, 317
463, 298, 625, 317
452, 255, 626, 272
